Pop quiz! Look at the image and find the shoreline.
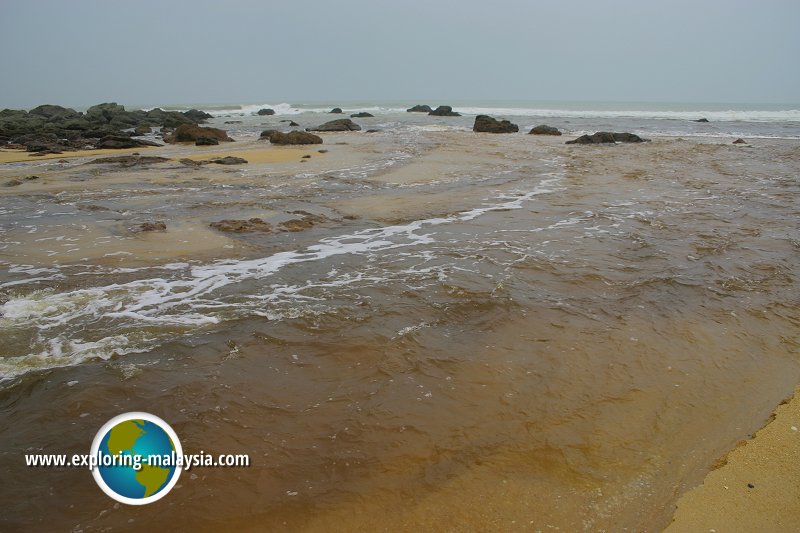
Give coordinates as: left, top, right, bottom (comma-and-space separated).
666, 386, 800, 531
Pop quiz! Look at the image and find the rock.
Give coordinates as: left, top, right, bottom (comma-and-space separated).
134, 125, 152, 135
473, 115, 519, 133
695, 118, 710, 123
137, 222, 167, 232
302, 155, 311, 159
407, 104, 432, 113
211, 156, 247, 165
259, 129, 280, 139
732, 138, 747, 144
289, 121, 300, 127
318, 149, 328, 153
268, 131, 323, 145
5, 179, 22, 187
164, 124, 233, 143
179, 158, 206, 167
195, 137, 219, 146
278, 211, 328, 232
307, 119, 361, 132
183, 109, 213, 122
350, 112, 374, 118
28, 104, 81, 120
210, 218, 272, 233
565, 132, 648, 144
257, 108, 276, 116
329, 108, 343, 114
429, 105, 461, 117
365, 129, 381, 133
529, 125, 562, 136
95, 135, 162, 149
224, 120, 242, 124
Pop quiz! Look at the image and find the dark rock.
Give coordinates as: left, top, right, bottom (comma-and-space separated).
183, 109, 213, 122
302, 155, 311, 159
529, 125, 562, 136
259, 129, 280, 139
95, 135, 162, 149
195, 137, 219, 146
329, 108, 343, 114
257, 108, 276, 116
307, 119, 361, 132
268, 131, 323, 145
224, 120, 242, 124
429, 105, 461, 117
350, 112, 374, 118
179, 158, 206, 167
137, 222, 167, 232
164, 124, 233, 143
566, 132, 648, 144
134, 125, 152, 135
211, 156, 247, 165
289, 121, 300, 127
732, 138, 747, 144
473, 115, 519, 133
28, 104, 81, 120
407, 104, 432, 113
85, 102, 127, 124
318, 149, 328, 153
695, 118, 710, 123
5, 179, 22, 187
210, 218, 272, 233
365, 129, 381, 133
86, 155, 170, 165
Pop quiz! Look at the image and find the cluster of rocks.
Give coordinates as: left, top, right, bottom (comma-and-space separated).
163, 124, 233, 145
0, 103, 214, 153
407, 104, 462, 116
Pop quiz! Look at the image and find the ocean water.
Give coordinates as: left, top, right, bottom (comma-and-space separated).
1, 101, 799, 530
155, 99, 800, 139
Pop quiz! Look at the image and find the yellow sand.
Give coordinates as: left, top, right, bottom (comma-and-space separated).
666, 387, 800, 532
0, 146, 155, 163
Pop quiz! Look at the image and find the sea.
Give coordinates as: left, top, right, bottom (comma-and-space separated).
1, 100, 798, 531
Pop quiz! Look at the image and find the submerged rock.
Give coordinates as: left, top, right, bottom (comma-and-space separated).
529, 125, 562, 136
95, 135, 162, 149
429, 105, 461, 117
137, 221, 167, 232
350, 112, 374, 118
257, 108, 275, 116
733, 138, 748, 144
307, 119, 362, 132
473, 115, 519, 133
86, 155, 170, 165
695, 118, 710, 123
195, 137, 219, 146
329, 108, 343, 114
210, 218, 272, 233
407, 104, 432, 113
268, 131, 323, 145
566, 132, 648, 144
211, 156, 247, 165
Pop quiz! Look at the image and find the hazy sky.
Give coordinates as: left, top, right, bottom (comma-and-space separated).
1, 0, 798, 108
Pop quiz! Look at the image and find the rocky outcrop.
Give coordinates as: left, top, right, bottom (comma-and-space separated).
329, 108, 343, 114
95, 135, 162, 149
407, 104, 432, 113
473, 115, 519, 133
529, 125, 562, 136
267, 131, 323, 145
210, 218, 272, 233
429, 105, 461, 117
307, 119, 361, 132
257, 108, 275, 116
350, 112, 374, 118
164, 124, 233, 143
566, 132, 648, 144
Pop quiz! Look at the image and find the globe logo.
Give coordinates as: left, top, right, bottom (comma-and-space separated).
90, 412, 183, 505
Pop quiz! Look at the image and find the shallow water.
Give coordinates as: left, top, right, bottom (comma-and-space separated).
1, 132, 799, 531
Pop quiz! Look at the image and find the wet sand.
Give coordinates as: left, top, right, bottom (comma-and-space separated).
1, 132, 798, 531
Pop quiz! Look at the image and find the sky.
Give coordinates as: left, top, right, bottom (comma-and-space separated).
1, 0, 798, 109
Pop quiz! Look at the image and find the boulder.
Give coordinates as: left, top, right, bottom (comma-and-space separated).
529, 125, 562, 136
732, 138, 747, 144
429, 105, 461, 117
28, 105, 81, 120
95, 135, 162, 149
164, 124, 233, 143
183, 109, 213, 122
259, 129, 280, 139
407, 104, 432, 113
257, 108, 276, 116
195, 137, 219, 146
268, 131, 323, 145
350, 112, 374, 118
565, 132, 648, 144
85, 102, 127, 124
694, 118, 710, 123
211, 156, 247, 165
307, 119, 362, 132
329, 108, 343, 114
473, 115, 519, 133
